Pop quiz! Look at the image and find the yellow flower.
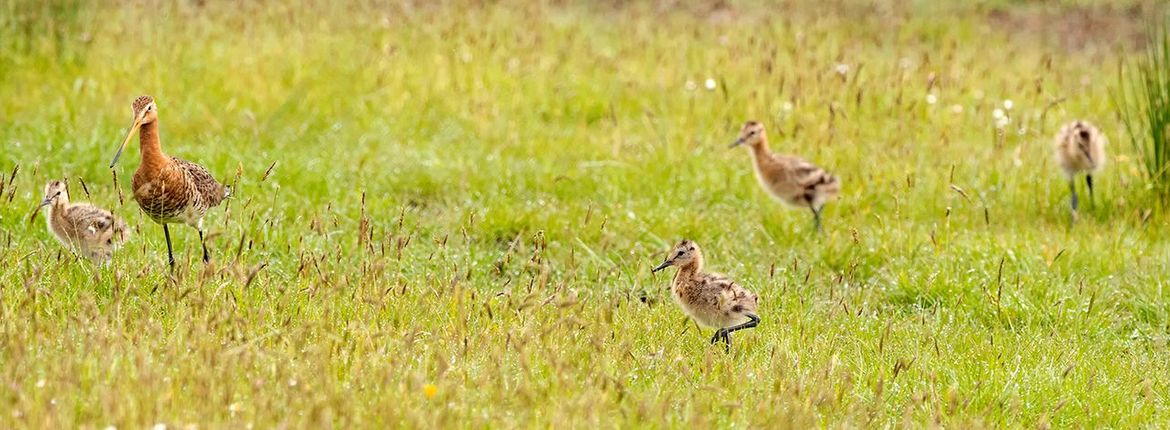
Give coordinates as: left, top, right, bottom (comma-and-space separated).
423, 384, 438, 399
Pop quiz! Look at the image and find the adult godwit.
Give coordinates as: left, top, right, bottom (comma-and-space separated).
109, 95, 230, 270
1054, 120, 1106, 221
652, 240, 760, 352
730, 121, 840, 232
37, 179, 129, 263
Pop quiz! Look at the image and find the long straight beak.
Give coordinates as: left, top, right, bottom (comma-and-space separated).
110, 118, 142, 168
651, 260, 672, 273
1080, 146, 1094, 166
729, 138, 745, 148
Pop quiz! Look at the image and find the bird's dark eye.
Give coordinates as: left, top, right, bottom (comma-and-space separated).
675, 251, 684, 258
747, 131, 756, 136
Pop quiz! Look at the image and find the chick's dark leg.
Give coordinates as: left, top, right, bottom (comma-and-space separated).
711, 314, 761, 353
709, 329, 732, 353
725, 314, 760, 335
1086, 174, 1095, 208
810, 205, 823, 232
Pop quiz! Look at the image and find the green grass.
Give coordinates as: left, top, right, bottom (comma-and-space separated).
1, 0, 1169, 427
1117, 16, 1170, 204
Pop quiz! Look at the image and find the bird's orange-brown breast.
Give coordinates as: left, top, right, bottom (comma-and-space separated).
132, 162, 194, 223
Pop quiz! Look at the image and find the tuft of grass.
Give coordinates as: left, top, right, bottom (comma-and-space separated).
1115, 16, 1170, 205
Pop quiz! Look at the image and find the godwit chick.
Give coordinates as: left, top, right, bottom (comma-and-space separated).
1054, 120, 1106, 216
37, 180, 129, 263
651, 240, 760, 352
109, 95, 230, 270
730, 121, 840, 232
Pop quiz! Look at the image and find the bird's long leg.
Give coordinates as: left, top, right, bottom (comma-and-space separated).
163, 224, 175, 272
199, 229, 210, 263
1086, 174, 1095, 208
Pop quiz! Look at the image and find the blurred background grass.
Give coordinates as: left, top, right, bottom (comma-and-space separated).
1, 0, 1169, 427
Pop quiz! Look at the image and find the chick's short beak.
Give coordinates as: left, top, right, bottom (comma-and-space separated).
729, 138, 745, 148
38, 191, 60, 208
651, 260, 672, 273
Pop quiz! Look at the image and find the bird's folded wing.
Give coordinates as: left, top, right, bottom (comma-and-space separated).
793, 160, 837, 189
174, 157, 227, 206
66, 205, 113, 240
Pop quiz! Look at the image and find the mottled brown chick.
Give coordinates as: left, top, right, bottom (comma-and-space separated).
38, 180, 129, 263
652, 240, 759, 352
1054, 120, 1106, 218
731, 121, 840, 231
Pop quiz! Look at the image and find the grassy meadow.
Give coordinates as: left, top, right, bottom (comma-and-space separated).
2, 0, 1170, 427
